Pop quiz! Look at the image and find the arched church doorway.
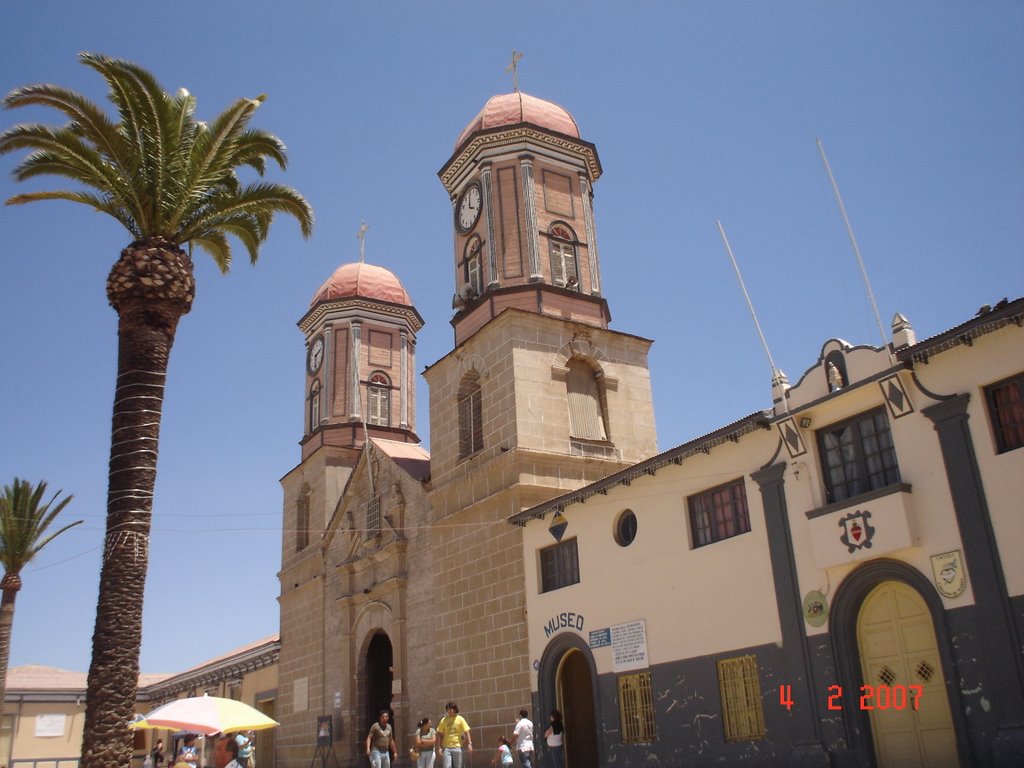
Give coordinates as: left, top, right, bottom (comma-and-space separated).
365, 632, 394, 732
556, 649, 598, 768
856, 580, 957, 768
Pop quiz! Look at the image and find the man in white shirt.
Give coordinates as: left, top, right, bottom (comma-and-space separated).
512, 710, 534, 768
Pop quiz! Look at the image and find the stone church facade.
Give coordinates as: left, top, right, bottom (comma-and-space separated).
275, 91, 658, 766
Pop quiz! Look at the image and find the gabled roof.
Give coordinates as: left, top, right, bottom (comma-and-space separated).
372, 438, 431, 481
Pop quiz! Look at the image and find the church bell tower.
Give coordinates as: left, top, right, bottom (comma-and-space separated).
422, 88, 658, 730
440, 91, 609, 347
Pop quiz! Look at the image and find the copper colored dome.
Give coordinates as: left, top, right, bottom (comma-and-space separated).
310, 262, 413, 307
455, 92, 580, 151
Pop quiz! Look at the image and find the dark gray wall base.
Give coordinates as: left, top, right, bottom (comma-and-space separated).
571, 597, 1024, 767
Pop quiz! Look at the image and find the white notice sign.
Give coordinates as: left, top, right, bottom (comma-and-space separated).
611, 619, 648, 672
35, 714, 66, 737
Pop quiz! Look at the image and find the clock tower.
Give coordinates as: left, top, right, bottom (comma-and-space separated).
423, 91, 658, 732
297, 260, 423, 463
440, 92, 609, 347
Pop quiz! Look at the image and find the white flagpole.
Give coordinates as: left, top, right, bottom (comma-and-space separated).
716, 220, 789, 414
816, 138, 894, 363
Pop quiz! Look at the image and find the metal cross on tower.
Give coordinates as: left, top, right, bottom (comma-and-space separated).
506, 49, 524, 93
356, 220, 369, 263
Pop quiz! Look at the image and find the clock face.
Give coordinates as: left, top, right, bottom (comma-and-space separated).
456, 183, 482, 233
308, 336, 324, 373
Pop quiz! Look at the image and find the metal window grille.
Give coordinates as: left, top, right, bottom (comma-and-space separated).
818, 407, 900, 503
618, 672, 657, 744
986, 373, 1024, 453
717, 655, 766, 742
366, 496, 381, 539
539, 538, 579, 592
688, 479, 750, 548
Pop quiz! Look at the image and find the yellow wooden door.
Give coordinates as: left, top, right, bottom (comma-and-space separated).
857, 581, 958, 767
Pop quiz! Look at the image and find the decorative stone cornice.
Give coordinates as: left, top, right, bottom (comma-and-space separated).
299, 298, 424, 335
440, 125, 601, 192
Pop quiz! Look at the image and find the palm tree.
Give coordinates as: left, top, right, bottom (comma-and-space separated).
0, 479, 81, 717
0, 53, 313, 766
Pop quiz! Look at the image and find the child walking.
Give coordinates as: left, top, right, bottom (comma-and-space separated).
493, 737, 514, 767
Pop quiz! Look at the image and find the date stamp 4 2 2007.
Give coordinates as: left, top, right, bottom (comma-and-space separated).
779, 684, 923, 711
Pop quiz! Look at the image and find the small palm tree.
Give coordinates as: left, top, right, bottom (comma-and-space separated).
0, 479, 81, 717
1, 53, 313, 767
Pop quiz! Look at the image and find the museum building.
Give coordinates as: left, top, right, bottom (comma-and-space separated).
511, 298, 1024, 767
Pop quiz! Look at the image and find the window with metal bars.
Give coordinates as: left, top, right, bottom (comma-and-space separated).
458, 373, 483, 459
365, 496, 381, 539
717, 655, 766, 742
817, 407, 900, 503
618, 672, 657, 744
986, 372, 1024, 453
539, 538, 579, 593
688, 478, 750, 548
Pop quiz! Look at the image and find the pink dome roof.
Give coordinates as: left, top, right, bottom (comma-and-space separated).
310, 262, 412, 307
455, 92, 580, 150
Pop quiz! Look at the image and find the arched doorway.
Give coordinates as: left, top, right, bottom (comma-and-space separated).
556, 649, 598, 768
365, 632, 394, 732
857, 581, 957, 767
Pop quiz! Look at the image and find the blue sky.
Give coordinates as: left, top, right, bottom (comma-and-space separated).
1, 2, 1021, 675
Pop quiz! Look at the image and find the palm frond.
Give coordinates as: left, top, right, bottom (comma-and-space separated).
183, 181, 313, 241
233, 130, 289, 173
2, 82, 136, 178
206, 214, 264, 265
5, 53, 312, 259
2, 125, 139, 210
81, 53, 176, 234
189, 229, 232, 273
5, 189, 138, 232
0, 479, 80, 577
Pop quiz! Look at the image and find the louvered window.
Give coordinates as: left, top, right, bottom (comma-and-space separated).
618, 672, 657, 744
458, 374, 483, 458
309, 380, 321, 432
717, 655, 766, 742
566, 358, 608, 441
539, 538, 579, 592
548, 223, 579, 289
368, 372, 390, 427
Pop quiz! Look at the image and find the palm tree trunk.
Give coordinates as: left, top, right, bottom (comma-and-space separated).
0, 575, 21, 717
80, 239, 193, 768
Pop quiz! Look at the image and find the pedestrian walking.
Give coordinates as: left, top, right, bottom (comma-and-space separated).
512, 710, 533, 768
413, 717, 437, 768
436, 702, 472, 768
366, 709, 397, 768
